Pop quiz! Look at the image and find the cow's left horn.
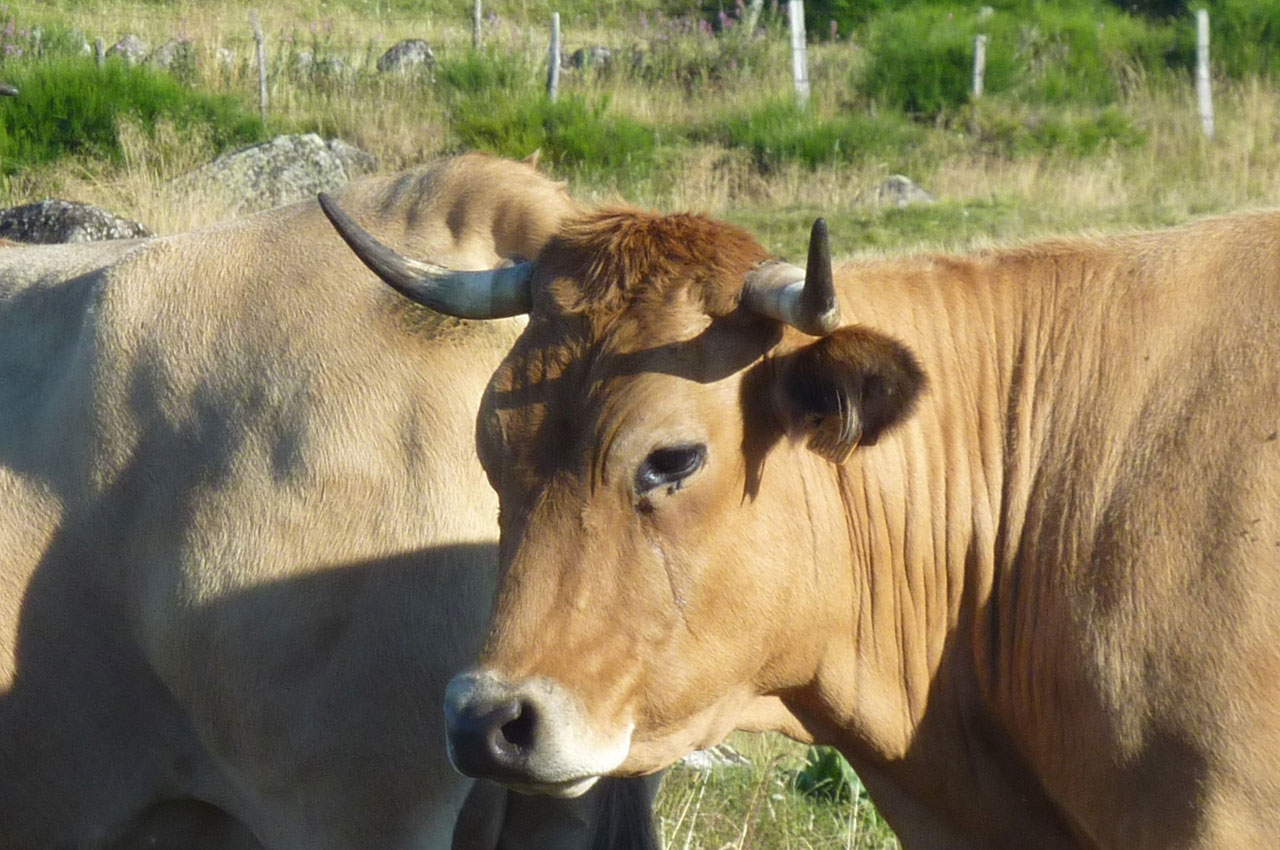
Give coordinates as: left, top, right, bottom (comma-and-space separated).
741, 218, 840, 336
318, 192, 533, 319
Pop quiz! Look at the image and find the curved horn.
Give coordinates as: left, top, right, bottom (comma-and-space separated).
741, 218, 840, 336
318, 192, 533, 319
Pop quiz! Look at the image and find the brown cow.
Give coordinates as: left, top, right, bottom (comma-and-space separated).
0, 153, 659, 850
324, 200, 1280, 849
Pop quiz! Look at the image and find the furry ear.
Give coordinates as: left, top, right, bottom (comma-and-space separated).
773, 326, 925, 463
522, 149, 543, 171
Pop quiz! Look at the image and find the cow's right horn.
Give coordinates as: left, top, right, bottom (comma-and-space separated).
318, 192, 533, 319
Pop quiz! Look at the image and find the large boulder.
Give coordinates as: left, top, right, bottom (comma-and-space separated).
107, 34, 149, 66
569, 45, 612, 71
151, 38, 197, 72
873, 174, 935, 207
0, 200, 151, 243
169, 134, 378, 214
376, 39, 434, 73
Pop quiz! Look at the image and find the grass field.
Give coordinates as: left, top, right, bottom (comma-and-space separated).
5, 1, 1280, 845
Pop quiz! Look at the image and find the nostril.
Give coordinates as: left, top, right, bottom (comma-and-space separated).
498, 700, 538, 752
445, 679, 547, 781
481, 697, 536, 765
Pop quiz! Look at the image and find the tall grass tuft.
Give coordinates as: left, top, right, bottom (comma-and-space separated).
0, 57, 265, 174
703, 98, 924, 171
439, 50, 656, 180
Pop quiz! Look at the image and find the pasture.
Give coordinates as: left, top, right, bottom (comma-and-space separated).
5, 0, 1280, 846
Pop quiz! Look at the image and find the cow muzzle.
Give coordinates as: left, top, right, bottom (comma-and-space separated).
444, 670, 632, 798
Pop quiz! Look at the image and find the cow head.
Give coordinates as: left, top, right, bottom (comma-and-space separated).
322, 198, 925, 795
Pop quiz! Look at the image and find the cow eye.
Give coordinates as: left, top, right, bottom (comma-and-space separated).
635, 443, 707, 496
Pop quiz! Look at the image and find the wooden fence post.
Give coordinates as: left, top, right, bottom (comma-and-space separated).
547, 12, 561, 102
94, 37, 105, 69
788, 0, 809, 106
743, 0, 764, 36
1196, 8, 1214, 140
972, 34, 987, 99
250, 12, 268, 122
473, 0, 482, 51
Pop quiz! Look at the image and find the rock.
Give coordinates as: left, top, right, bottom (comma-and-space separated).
873, 174, 935, 207
326, 138, 378, 180
0, 200, 151, 244
215, 47, 236, 72
678, 743, 752, 772
312, 56, 351, 79
569, 45, 612, 70
151, 38, 196, 72
169, 134, 378, 214
107, 34, 149, 66
292, 51, 351, 80
377, 39, 434, 73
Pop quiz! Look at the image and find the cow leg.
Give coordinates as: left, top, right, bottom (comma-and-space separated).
104, 799, 264, 850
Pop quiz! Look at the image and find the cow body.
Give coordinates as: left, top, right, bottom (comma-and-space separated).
0, 154, 657, 849
326, 203, 1280, 848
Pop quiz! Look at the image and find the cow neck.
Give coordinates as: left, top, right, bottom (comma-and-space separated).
797, 249, 1081, 844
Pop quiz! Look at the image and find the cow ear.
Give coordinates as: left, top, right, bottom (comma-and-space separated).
773, 326, 925, 464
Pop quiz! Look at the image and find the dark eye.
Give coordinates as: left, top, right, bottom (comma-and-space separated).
635, 443, 707, 496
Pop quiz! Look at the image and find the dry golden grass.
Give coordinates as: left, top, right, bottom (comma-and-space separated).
18, 0, 1280, 254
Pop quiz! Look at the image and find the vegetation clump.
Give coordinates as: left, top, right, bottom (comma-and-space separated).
0, 57, 265, 175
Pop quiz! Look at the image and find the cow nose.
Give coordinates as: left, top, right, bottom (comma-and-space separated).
445, 672, 547, 782
446, 691, 539, 778
444, 669, 633, 796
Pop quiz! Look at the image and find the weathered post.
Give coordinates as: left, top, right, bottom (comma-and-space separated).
473, 0, 482, 51
94, 37, 105, 69
743, 0, 764, 36
547, 12, 561, 102
1196, 8, 1214, 139
788, 0, 809, 106
972, 33, 987, 99
250, 12, 268, 121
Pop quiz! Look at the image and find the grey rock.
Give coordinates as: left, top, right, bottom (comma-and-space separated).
0, 200, 151, 244
293, 50, 351, 80
313, 56, 351, 79
874, 174, 935, 207
326, 138, 378, 180
107, 34, 149, 66
68, 28, 93, 56
377, 39, 434, 73
569, 45, 612, 70
151, 38, 196, 71
170, 134, 377, 214
215, 47, 236, 71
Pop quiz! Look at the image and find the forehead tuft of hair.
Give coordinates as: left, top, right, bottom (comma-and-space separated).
536, 207, 770, 322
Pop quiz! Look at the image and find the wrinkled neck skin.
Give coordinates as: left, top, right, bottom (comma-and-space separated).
794, 255, 1079, 848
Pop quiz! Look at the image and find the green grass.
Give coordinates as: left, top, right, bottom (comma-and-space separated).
700, 98, 925, 171
0, 57, 265, 175
858, 1, 1185, 118
657, 735, 900, 850
438, 50, 657, 181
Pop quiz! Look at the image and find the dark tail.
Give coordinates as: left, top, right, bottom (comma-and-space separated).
590, 772, 664, 850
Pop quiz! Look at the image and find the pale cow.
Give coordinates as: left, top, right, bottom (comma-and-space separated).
324, 201, 1280, 849
0, 153, 658, 850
